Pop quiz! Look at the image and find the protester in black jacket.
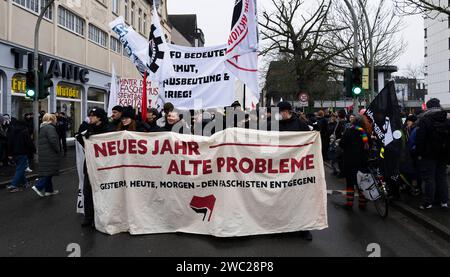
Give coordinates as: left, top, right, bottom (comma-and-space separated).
6, 120, 35, 192
339, 114, 371, 210
143, 108, 161, 132
110, 105, 123, 129
277, 102, 310, 132
415, 98, 449, 210
76, 107, 114, 227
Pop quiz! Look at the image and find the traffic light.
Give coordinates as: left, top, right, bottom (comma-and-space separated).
343, 68, 353, 97
25, 71, 36, 100
38, 72, 53, 100
352, 67, 362, 96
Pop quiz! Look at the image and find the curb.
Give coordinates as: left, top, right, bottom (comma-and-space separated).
0, 166, 77, 189
390, 200, 450, 243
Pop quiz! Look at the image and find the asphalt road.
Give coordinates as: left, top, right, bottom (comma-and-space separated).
0, 167, 449, 257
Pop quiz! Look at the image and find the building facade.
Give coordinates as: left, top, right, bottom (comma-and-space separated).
0, 0, 171, 137
424, 2, 450, 109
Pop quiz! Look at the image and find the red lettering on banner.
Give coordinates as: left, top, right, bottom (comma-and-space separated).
128, 139, 137, 154
117, 140, 127, 154
174, 141, 187, 155
107, 141, 117, 156
203, 160, 212, 174
255, 158, 266, 173
279, 159, 289, 173
239, 158, 253, 174
187, 142, 200, 155
167, 160, 180, 175
160, 139, 173, 154
306, 154, 315, 169
217, 157, 225, 172
94, 143, 107, 158
227, 157, 238, 172
268, 159, 278, 174
138, 140, 147, 154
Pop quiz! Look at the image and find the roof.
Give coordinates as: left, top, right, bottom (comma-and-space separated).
168, 14, 205, 46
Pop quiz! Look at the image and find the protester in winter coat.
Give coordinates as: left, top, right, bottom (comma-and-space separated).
277, 102, 310, 132
339, 114, 371, 210
110, 105, 123, 129
162, 111, 191, 134
76, 107, 114, 227
143, 108, 161, 132
31, 113, 61, 197
316, 110, 329, 160
6, 120, 35, 193
55, 112, 68, 155
327, 113, 339, 175
116, 106, 148, 132
415, 98, 449, 210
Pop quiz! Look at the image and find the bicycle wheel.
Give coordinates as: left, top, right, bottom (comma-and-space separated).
374, 184, 389, 219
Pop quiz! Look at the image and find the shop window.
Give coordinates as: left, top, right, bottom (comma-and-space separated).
56, 83, 82, 137
88, 88, 106, 112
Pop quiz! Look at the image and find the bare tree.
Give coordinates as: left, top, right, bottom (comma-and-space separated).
329, 0, 407, 68
404, 63, 426, 79
393, 0, 450, 17
260, 0, 348, 96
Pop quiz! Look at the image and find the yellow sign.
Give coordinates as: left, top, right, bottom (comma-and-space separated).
12, 75, 26, 93
362, 67, 369, 90
56, 85, 80, 99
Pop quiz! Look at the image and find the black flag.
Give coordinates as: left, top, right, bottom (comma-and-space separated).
364, 81, 403, 180
364, 81, 403, 146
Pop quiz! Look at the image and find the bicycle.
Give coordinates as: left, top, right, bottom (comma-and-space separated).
365, 159, 389, 219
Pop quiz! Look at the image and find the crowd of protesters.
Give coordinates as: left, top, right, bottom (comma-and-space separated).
3, 97, 449, 241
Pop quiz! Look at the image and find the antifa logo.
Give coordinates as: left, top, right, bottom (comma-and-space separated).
148, 24, 165, 73
190, 195, 216, 222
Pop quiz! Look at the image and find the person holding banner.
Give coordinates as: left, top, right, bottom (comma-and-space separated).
276, 101, 313, 241
76, 108, 114, 227
116, 106, 148, 132
110, 105, 123, 129
277, 102, 309, 132
143, 108, 161, 132
339, 114, 372, 210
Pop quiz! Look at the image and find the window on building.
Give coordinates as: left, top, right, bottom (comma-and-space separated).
424, 28, 427, 38
143, 13, 147, 34
138, 8, 142, 33
110, 37, 121, 54
131, 2, 135, 27
58, 6, 84, 36
424, 46, 428, 57
124, 0, 129, 22
96, 0, 107, 6
112, 0, 119, 14
13, 0, 53, 20
89, 24, 108, 47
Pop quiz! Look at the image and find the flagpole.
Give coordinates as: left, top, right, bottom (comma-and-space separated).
243, 84, 246, 110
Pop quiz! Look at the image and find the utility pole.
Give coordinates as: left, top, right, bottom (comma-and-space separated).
343, 0, 359, 115
33, 0, 55, 154
357, 0, 375, 103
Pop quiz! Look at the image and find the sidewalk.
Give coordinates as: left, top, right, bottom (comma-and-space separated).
0, 146, 77, 189
391, 174, 450, 242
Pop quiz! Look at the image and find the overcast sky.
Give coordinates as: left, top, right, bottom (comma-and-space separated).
167, 0, 424, 76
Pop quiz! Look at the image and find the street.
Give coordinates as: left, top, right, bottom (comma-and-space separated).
1, 167, 448, 257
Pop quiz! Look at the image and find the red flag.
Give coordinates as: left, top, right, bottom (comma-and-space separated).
141, 71, 148, 122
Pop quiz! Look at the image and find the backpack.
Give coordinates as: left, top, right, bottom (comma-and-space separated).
429, 121, 450, 164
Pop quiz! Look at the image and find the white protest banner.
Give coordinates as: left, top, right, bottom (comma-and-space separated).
84, 129, 328, 236
162, 44, 236, 109
117, 78, 159, 109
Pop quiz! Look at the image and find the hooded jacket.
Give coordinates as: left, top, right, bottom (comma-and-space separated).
7, 121, 35, 156
415, 108, 450, 161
